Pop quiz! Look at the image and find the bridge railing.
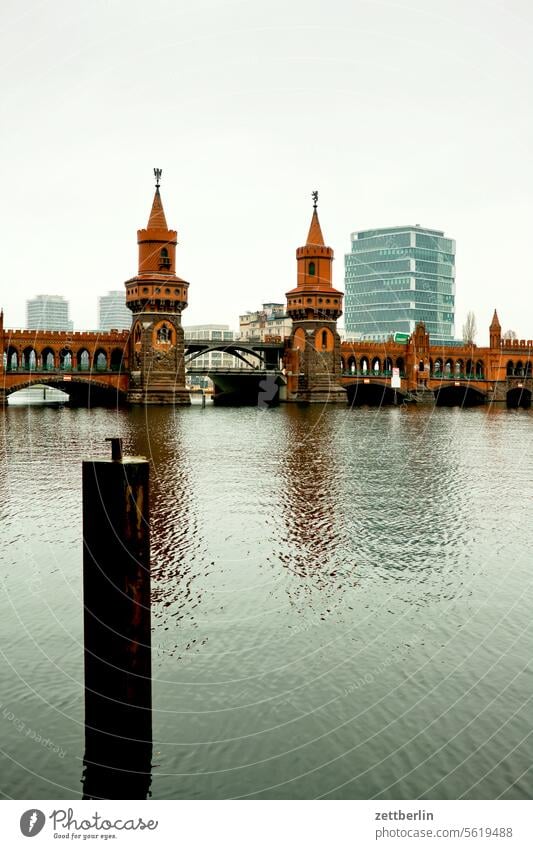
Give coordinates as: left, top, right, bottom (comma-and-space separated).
431, 372, 485, 380
341, 370, 405, 378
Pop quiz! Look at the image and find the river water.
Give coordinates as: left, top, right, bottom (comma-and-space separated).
0, 402, 532, 799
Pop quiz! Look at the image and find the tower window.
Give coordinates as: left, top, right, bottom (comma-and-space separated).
309, 262, 316, 276
322, 330, 328, 349
160, 247, 171, 268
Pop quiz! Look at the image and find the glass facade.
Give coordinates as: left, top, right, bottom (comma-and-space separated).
344, 226, 455, 344
26, 295, 73, 331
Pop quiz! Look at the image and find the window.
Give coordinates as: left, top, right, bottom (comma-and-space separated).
309, 262, 315, 276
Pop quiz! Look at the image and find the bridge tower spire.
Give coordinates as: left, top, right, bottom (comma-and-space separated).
285, 192, 346, 402
490, 309, 501, 349
125, 169, 190, 405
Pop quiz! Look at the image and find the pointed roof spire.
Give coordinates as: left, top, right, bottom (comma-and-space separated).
490, 309, 501, 328
147, 167, 168, 229
306, 190, 325, 246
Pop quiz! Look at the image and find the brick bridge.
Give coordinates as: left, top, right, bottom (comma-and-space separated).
1, 176, 531, 408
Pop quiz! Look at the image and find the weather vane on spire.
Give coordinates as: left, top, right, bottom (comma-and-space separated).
154, 168, 162, 188
312, 190, 318, 211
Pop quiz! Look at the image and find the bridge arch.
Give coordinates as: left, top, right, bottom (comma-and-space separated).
435, 383, 486, 407
345, 380, 406, 407
5, 376, 127, 406
507, 386, 531, 409
77, 348, 91, 370
41, 347, 55, 370
395, 356, 404, 374
110, 347, 124, 370
59, 347, 73, 369
5, 345, 18, 370
94, 348, 108, 370
185, 343, 267, 368
22, 346, 37, 370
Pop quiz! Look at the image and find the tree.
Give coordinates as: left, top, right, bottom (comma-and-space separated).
462, 311, 477, 345
503, 329, 517, 341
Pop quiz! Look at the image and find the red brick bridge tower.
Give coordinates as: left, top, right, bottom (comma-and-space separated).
125, 169, 190, 405
285, 192, 346, 402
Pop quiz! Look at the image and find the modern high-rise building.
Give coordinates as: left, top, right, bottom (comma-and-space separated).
344, 225, 456, 344
26, 295, 73, 331
98, 290, 131, 331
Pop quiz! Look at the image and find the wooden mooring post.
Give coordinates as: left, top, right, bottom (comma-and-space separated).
82, 438, 152, 800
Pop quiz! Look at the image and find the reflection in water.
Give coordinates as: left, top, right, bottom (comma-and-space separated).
278, 405, 346, 583
0, 403, 532, 800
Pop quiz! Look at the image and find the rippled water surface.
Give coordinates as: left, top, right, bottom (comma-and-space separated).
0, 402, 532, 799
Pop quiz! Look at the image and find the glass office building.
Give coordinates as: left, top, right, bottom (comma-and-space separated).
344, 225, 455, 343
98, 290, 131, 331
26, 295, 73, 331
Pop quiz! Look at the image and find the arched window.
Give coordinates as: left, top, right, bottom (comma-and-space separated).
160, 247, 170, 268
157, 324, 172, 344
308, 262, 315, 276
321, 330, 327, 349
506, 360, 514, 376
95, 350, 108, 370
78, 349, 90, 371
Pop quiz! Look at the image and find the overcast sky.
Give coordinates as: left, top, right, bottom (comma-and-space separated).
1, 0, 532, 344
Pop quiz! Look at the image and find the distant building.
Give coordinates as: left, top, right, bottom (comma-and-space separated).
344, 225, 455, 345
98, 290, 131, 331
184, 324, 240, 386
26, 295, 73, 331
239, 303, 292, 342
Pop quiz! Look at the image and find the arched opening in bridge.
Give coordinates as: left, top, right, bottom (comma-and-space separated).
347, 356, 355, 373
360, 357, 368, 373
506, 360, 514, 376
444, 358, 453, 376
110, 348, 124, 371
525, 361, 532, 376
372, 357, 381, 373
22, 347, 37, 370
59, 348, 72, 370
41, 347, 55, 370
514, 360, 524, 376
433, 358, 442, 376
466, 359, 474, 377
475, 359, 484, 378
506, 387, 531, 409
455, 359, 464, 376
346, 381, 403, 407
395, 357, 404, 375
435, 385, 486, 407
7, 384, 69, 406
78, 349, 90, 371
95, 349, 108, 370
384, 357, 392, 374
5, 346, 18, 370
